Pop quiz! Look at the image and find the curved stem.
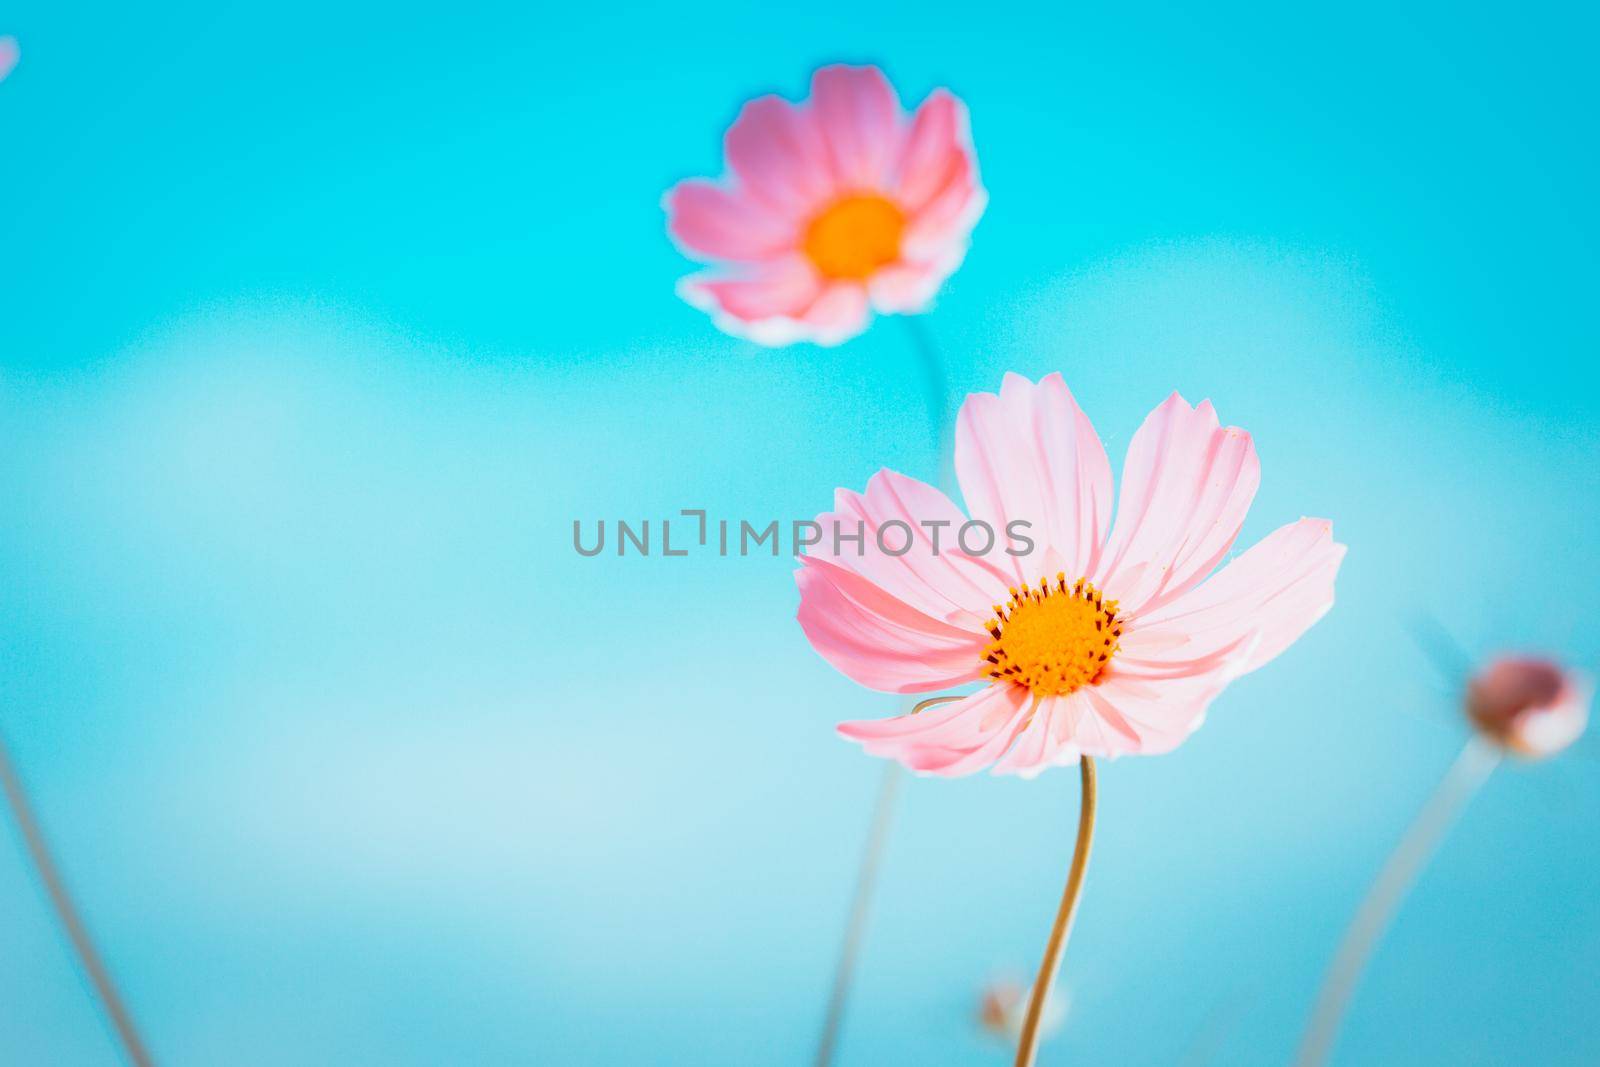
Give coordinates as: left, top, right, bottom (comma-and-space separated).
0, 731, 155, 1067
1015, 755, 1098, 1067
1295, 737, 1499, 1067
814, 695, 961, 1067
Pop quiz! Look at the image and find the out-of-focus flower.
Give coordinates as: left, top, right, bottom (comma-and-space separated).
0, 37, 19, 82
1465, 655, 1589, 759
979, 976, 1067, 1043
665, 64, 985, 346
795, 372, 1345, 776
1296, 651, 1588, 1067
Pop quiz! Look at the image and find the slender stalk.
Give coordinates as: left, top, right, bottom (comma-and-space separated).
815, 696, 960, 1067
0, 731, 154, 1067
901, 314, 952, 464
814, 316, 955, 1067
1015, 755, 1098, 1067
814, 761, 898, 1067
1295, 737, 1500, 1067
1176, 990, 1252, 1067
1403, 611, 1476, 686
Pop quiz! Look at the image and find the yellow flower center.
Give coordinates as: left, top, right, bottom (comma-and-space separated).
982, 575, 1122, 696
802, 194, 905, 280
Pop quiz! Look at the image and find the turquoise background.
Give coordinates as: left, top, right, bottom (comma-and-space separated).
2, 1, 1597, 1063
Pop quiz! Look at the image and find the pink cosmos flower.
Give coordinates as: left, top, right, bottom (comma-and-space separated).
795, 372, 1346, 777
665, 64, 985, 346
0, 37, 18, 82
1465, 656, 1589, 759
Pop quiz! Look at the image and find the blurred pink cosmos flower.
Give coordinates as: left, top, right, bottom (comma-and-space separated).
665, 64, 985, 346
1297, 651, 1590, 1067
0, 37, 18, 82
796, 372, 1345, 776
1465, 655, 1589, 759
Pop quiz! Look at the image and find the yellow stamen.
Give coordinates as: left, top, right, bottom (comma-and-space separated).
802, 194, 904, 280
982, 573, 1121, 696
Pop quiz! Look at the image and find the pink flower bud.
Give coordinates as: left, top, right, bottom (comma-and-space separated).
1466, 656, 1590, 759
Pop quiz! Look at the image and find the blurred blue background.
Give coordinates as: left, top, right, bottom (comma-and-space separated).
1, 1, 1597, 1063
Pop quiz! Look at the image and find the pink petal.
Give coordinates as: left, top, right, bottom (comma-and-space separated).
796, 558, 987, 694
1133, 517, 1345, 676
894, 89, 971, 212
680, 256, 818, 320
902, 153, 986, 256
990, 694, 1079, 777
908, 174, 979, 262
1467, 656, 1589, 758
892, 88, 985, 269
808, 468, 1012, 628
677, 256, 823, 345
664, 179, 797, 263
836, 686, 996, 743
679, 261, 874, 347
902, 146, 985, 249
866, 259, 950, 314
1095, 393, 1260, 615
1058, 689, 1142, 759
996, 648, 1250, 768
810, 64, 904, 190
1074, 672, 1220, 757
839, 683, 1032, 777
0, 37, 17, 83
725, 95, 838, 215
954, 372, 1114, 585
796, 282, 872, 346
1111, 633, 1257, 681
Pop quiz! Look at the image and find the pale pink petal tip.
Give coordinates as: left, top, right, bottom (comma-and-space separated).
1466, 656, 1590, 759
667, 63, 983, 345
0, 37, 18, 83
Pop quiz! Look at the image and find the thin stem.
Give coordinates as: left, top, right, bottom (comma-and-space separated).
813, 762, 898, 1067
1176, 990, 1252, 1067
1015, 755, 1098, 1067
901, 314, 953, 478
1402, 611, 1475, 687
814, 695, 961, 1067
0, 731, 154, 1067
814, 316, 956, 1067
1295, 737, 1500, 1067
